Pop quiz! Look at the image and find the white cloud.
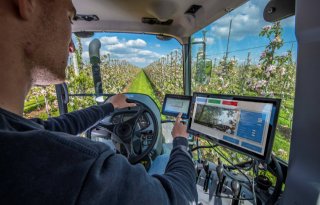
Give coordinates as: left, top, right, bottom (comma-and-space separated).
137, 50, 152, 55
106, 43, 127, 51
281, 16, 295, 28
103, 38, 148, 54
82, 51, 89, 59
103, 39, 161, 59
72, 35, 181, 67
137, 49, 161, 58
100, 36, 119, 45
82, 38, 93, 46
101, 51, 111, 56
194, 38, 203, 42
101, 45, 162, 67
210, 1, 261, 41
206, 37, 215, 45
146, 59, 155, 64
209, 0, 294, 42
128, 57, 146, 63
125, 39, 147, 47
76, 36, 119, 47
207, 0, 296, 41
194, 37, 215, 45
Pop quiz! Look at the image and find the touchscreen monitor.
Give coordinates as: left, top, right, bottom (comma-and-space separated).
162, 94, 192, 119
188, 93, 281, 161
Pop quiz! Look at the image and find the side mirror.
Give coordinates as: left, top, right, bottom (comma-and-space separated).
89, 39, 101, 64
89, 39, 103, 95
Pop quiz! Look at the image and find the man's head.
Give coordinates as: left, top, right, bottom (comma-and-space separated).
0, 0, 76, 85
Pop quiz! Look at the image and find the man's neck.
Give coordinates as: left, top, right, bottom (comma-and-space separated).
0, 44, 32, 116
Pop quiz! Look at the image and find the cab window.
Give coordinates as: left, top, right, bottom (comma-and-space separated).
191, 0, 296, 162
24, 33, 183, 119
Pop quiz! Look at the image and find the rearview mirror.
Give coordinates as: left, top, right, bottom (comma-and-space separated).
156, 34, 173, 41
74, 31, 95, 38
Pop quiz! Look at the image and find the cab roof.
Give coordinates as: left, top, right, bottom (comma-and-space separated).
72, 0, 247, 44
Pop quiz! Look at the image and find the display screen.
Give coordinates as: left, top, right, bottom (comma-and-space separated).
162, 94, 192, 119
188, 93, 280, 161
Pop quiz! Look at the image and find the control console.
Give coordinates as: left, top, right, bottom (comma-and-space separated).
195, 159, 275, 205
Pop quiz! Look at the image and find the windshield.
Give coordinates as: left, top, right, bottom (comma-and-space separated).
24, 33, 183, 118
191, 0, 296, 162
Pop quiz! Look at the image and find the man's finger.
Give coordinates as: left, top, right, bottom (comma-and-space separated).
175, 113, 182, 123
127, 103, 137, 107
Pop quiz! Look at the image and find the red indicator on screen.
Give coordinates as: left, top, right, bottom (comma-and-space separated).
222, 101, 238, 106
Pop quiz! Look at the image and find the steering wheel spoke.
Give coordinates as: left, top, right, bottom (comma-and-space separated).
139, 123, 154, 133
97, 122, 116, 132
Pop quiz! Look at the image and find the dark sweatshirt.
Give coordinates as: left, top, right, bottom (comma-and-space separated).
0, 104, 197, 205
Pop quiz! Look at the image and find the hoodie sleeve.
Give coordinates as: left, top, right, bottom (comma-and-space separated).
31, 103, 114, 135
76, 137, 198, 205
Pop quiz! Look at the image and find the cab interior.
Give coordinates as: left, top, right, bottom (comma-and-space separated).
24, 0, 320, 204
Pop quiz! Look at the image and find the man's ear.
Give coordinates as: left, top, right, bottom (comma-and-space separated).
15, 0, 36, 20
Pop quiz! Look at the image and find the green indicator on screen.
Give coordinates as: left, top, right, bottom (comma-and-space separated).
208, 99, 221, 104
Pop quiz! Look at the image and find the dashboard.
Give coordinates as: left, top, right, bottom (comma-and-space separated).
110, 111, 154, 154
111, 112, 150, 129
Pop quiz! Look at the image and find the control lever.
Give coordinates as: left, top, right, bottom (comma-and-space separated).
216, 158, 225, 195
231, 179, 241, 205
203, 160, 212, 192
216, 165, 224, 183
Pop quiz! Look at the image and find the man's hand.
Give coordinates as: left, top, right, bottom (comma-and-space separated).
171, 113, 188, 138
107, 94, 136, 109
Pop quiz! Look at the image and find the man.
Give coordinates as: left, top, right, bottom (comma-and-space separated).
0, 0, 197, 204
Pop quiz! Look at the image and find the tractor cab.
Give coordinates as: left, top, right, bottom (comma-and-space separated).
24, 0, 320, 204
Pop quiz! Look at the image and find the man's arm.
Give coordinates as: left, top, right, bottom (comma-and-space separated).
31, 103, 114, 135
77, 137, 197, 205
77, 113, 197, 204
31, 94, 136, 135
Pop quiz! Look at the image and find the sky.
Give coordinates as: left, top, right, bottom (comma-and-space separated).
191, 0, 297, 65
73, 0, 297, 68
73, 33, 181, 68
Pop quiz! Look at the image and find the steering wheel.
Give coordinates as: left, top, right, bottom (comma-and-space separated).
90, 101, 158, 164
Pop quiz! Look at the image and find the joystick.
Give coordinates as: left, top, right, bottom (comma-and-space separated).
216, 164, 224, 184
202, 160, 211, 192
231, 179, 241, 205
215, 158, 225, 195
